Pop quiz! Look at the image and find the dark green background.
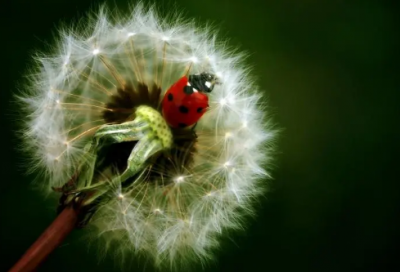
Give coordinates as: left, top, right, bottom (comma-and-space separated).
1, 0, 398, 271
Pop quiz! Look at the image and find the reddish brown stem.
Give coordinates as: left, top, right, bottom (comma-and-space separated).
8, 206, 79, 272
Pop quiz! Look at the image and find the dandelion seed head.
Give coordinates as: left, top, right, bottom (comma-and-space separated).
19, 3, 277, 269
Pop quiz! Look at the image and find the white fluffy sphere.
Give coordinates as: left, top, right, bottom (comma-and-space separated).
20, 3, 277, 269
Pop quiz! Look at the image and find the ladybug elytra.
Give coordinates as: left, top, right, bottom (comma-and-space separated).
161, 72, 218, 128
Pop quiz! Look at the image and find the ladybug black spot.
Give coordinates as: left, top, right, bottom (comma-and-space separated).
167, 93, 173, 101
197, 107, 203, 113
178, 123, 188, 128
183, 86, 194, 95
179, 105, 189, 114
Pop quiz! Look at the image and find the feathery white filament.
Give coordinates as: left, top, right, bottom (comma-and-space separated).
20, 4, 276, 269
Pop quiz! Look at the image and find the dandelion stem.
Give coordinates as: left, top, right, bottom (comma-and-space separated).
8, 206, 79, 272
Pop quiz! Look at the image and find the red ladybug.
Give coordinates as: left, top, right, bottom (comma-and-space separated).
162, 72, 217, 128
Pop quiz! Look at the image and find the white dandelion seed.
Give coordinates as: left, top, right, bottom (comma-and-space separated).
19, 3, 277, 269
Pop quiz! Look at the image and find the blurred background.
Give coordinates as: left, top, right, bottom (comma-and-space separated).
0, 0, 398, 271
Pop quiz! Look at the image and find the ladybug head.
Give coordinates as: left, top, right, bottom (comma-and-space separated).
188, 72, 218, 93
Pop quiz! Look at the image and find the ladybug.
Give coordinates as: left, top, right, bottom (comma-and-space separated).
161, 72, 218, 128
